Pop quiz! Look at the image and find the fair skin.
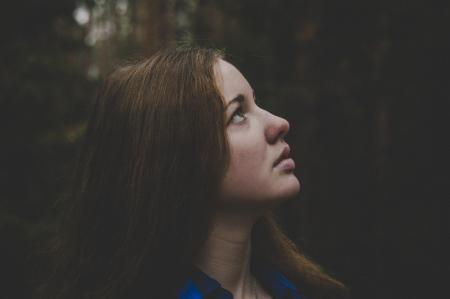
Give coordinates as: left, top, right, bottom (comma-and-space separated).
194, 59, 301, 298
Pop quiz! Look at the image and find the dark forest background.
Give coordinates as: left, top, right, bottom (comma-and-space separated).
0, 0, 448, 298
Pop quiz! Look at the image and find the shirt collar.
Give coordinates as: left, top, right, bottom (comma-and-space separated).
177, 260, 305, 299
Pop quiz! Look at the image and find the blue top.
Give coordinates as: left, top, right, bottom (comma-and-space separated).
177, 261, 308, 299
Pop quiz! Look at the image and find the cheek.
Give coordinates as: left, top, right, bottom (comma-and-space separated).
233, 143, 264, 170
230, 133, 266, 173
219, 134, 269, 200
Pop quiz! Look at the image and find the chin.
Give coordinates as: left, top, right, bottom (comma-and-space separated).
273, 175, 301, 200
218, 176, 301, 209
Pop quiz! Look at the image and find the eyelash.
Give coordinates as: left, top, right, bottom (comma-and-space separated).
229, 98, 260, 125
230, 106, 247, 124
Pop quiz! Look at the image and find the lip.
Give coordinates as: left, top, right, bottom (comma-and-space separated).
273, 145, 291, 167
275, 158, 296, 170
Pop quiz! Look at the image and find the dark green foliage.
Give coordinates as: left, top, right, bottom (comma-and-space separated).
0, 1, 95, 297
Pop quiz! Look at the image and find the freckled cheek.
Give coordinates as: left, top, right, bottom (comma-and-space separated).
229, 142, 266, 176
221, 144, 270, 201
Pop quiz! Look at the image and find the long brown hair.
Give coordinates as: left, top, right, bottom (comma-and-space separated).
34, 47, 348, 299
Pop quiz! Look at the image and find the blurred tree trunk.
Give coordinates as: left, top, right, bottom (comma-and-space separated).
133, 0, 174, 56
87, 0, 175, 77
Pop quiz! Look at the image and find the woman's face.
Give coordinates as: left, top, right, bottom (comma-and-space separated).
215, 59, 300, 209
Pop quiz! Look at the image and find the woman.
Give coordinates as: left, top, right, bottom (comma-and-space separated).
36, 47, 348, 299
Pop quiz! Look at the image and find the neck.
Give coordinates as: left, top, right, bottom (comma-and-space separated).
194, 207, 264, 298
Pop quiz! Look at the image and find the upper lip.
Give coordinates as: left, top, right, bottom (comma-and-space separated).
273, 145, 291, 166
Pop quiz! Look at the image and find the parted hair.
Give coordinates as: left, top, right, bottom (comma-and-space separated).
34, 47, 349, 299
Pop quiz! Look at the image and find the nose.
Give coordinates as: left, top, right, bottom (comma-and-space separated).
264, 110, 290, 144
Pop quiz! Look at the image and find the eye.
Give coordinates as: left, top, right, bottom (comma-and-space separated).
230, 106, 247, 124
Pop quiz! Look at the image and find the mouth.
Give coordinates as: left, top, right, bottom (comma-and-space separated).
273, 145, 291, 167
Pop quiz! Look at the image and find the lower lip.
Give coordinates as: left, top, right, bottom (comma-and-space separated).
274, 158, 295, 170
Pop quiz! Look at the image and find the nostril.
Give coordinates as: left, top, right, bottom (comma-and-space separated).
265, 115, 290, 144
280, 132, 288, 143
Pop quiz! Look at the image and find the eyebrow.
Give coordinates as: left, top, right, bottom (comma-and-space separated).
225, 89, 255, 110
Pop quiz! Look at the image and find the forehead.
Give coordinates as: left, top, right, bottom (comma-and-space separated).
214, 59, 252, 103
